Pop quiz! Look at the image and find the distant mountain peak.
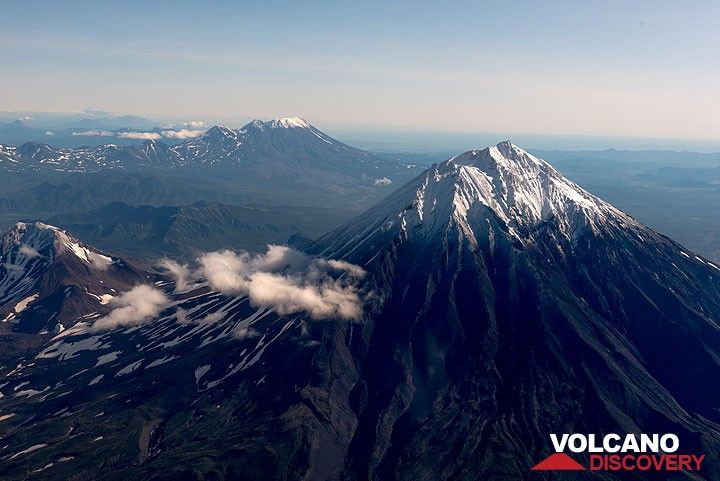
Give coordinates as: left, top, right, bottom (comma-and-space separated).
0, 117, 423, 187
269, 117, 310, 129
82, 106, 108, 116
244, 117, 311, 130
205, 125, 236, 136
2, 221, 111, 268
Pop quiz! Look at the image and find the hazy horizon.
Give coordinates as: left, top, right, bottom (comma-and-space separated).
3, 108, 720, 153
2, 1, 719, 142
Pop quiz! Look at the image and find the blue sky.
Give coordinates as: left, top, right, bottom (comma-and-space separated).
1, 0, 718, 140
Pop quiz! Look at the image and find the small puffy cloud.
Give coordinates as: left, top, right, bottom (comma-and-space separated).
91, 285, 170, 331
19, 244, 40, 258
118, 131, 162, 140
234, 326, 259, 340
197, 246, 306, 294
374, 177, 393, 186
198, 250, 250, 293
196, 246, 367, 320
201, 312, 224, 324
183, 120, 205, 128
175, 308, 189, 324
320, 259, 367, 278
158, 258, 191, 291
44, 131, 55, 136
72, 130, 113, 137
248, 271, 362, 319
161, 129, 205, 139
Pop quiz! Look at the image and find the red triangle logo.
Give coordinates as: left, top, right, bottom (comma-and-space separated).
531, 453, 586, 471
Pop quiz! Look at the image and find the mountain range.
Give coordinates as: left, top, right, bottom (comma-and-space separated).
0, 118, 421, 192
1, 143, 720, 480
0, 111, 159, 147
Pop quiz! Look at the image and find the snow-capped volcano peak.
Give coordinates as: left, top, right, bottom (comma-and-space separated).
204, 125, 237, 138
268, 117, 310, 129
1, 221, 112, 269
243, 117, 311, 130
1, 222, 147, 332
442, 141, 611, 228
316, 142, 637, 260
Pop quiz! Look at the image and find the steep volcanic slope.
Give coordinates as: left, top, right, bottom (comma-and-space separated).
306, 142, 720, 480
0, 228, 357, 481
2, 143, 720, 481
0, 222, 150, 336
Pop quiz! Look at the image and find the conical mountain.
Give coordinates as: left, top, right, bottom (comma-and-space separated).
303, 141, 720, 480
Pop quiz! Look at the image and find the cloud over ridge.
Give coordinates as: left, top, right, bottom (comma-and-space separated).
93, 246, 367, 332
162, 245, 368, 321
118, 131, 162, 140
92, 285, 170, 331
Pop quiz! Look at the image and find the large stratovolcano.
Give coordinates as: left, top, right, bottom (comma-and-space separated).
306, 141, 720, 480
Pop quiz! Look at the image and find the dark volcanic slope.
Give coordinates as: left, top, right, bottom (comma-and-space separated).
307, 142, 720, 480
0, 222, 151, 337
1, 143, 720, 481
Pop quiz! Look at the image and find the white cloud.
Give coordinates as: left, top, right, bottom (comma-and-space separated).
175, 308, 189, 324
201, 312, 224, 324
87, 247, 367, 332
196, 246, 366, 320
19, 244, 40, 258
161, 129, 205, 139
70, 129, 205, 140
234, 326, 259, 340
374, 177, 392, 186
158, 259, 191, 291
183, 120, 205, 128
118, 131, 162, 140
91, 285, 170, 331
248, 271, 362, 319
72, 130, 113, 137
320, 259, 367, 278
44, 131, 55, 136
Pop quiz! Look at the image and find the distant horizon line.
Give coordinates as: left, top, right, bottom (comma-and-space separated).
2, 109, 720, 153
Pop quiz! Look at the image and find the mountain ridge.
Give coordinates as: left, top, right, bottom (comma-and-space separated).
0, 118, 421, 191
0, 222, 152, 337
